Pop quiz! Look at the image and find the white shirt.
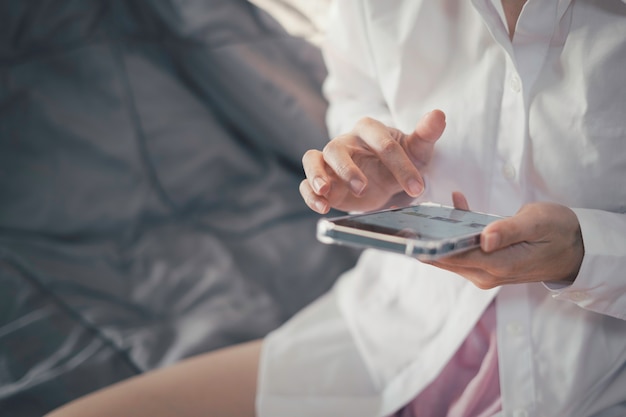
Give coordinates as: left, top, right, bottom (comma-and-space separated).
258, 1, 626, 416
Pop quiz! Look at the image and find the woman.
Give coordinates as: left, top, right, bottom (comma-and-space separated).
48, 1, 626, 416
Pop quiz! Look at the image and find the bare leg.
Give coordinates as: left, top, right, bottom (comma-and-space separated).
46, 339, 263, 417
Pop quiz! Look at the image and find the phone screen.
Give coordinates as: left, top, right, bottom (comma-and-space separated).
331, 205, 500, 240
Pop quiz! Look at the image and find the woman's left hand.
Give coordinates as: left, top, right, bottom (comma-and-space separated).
429, 192, 585, 289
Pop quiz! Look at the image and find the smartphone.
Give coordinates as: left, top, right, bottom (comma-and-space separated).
316, 203, 503, 260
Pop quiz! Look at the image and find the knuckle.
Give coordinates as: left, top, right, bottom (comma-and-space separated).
335, 162, 354, 179
387, 127, 404, 141
472, 277, 495, 290
489, 263, 512, 278
355, 116, 377, 130
377, 138, 400, 157
490, 258, 527, 280
321, 140, 358, 180
302, 149, 319, 165
322, 140, 339, 155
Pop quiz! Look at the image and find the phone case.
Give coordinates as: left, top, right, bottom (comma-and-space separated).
316, 203, 502, 260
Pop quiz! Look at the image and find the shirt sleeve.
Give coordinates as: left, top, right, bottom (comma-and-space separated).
544, 208, 626, 321
322, 1, 393, 137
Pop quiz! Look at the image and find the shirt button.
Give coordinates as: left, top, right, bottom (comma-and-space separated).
506, 322, 523, 335
502, 163, 516, 180
569, 291, 589, 301
513, 409, 529, 417
510, 73, 522, 93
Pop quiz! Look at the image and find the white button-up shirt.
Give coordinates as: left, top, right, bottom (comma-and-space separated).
258, 1, 626, 416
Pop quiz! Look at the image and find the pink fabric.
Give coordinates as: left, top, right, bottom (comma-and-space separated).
391, 301, 501, 417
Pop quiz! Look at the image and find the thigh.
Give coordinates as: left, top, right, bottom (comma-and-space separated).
47, 339, 263, 417
258, 291, 380, 416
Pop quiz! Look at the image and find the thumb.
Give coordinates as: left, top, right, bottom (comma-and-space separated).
451, 191, 470, 211
481, 213, 527, 253
406, 109, 446, 165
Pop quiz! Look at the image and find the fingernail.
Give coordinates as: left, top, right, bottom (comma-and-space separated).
407, 179, 423, 196
313, 177, 327, 194
482, 232, 500, 252
350, 179, 366, 195
314, 200, 327, 213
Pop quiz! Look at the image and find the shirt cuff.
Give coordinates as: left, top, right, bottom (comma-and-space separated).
542, 208, 626, 320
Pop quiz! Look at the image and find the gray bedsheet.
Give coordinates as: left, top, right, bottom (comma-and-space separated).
0, 1, 360, 415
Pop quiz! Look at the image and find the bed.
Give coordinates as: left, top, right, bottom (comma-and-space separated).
0, 1, 359, 415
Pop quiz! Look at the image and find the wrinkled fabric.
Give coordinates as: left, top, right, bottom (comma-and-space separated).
0, 1, 360, 416
257, 1, 626, 416
392, 301, 500, 417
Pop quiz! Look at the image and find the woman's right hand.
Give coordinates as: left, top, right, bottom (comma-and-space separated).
300, 109, 447, 214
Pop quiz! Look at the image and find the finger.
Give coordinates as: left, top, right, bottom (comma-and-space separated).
321, 134, 369, 196
432, 247, 510, 274
299, 179, 330, 214
481, 211, 530, 253
353, 118, 424, 197
405, 109, 446, 166
302, 149, 331, 196
425, 261, 505, 289
451, 191, 470, 210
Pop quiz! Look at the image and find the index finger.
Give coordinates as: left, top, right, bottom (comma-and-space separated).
353, 118, 425, 197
